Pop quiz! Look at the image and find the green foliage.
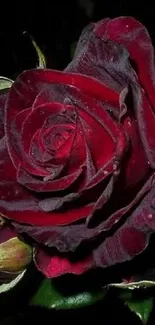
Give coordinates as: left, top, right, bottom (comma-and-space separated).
30, 278, 105, 309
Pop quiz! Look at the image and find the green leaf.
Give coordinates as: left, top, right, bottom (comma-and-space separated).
0, 270, 26, 294
112, 280, 154, 323
31, 38, 46, 68
120, 292, 153, 324
126, 298, 153, 324
0, 77, 13, 90
30, 278, 105, 310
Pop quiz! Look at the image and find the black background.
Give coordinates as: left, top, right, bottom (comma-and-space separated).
1, 1, 155, 324
1, 1, 155, 78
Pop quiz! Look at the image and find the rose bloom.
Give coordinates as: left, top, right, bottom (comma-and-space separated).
0, 16, 155, 280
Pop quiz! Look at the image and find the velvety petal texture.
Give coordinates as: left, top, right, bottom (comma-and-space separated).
0, 16, 155, 281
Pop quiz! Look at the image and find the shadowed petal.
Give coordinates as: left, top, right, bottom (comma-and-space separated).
34, 248, 94, 278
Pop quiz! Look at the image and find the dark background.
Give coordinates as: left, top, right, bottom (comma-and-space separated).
1, 1, 155, 79
1, 1, 155, 324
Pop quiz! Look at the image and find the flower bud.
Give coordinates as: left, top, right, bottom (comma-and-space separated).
0, 224, 32, 281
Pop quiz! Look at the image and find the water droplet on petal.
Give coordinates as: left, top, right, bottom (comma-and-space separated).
15, 189, 19, 195
113, 163, 118, 171
148, 214, 153, 220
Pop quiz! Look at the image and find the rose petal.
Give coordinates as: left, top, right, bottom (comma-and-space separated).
0, 139, 93, 226
8, 103, 67, 176
6, 69, 119, 123
93, 226, 148, 268
0, 225, 16, 244
66, 21, 131, 96
66, 19, 150, 184
17, 165, 83, 192
93, 174, 155, 268
0, 142, 42, 220
95, 17, 155, 109
0, 92, 7, 140
38, 193, 79, 212
123, 116, 149, 188
8, 108, 49, 177
78, 105, 116, 169
6, 70, 120, 177
34, 248, 94, 278
3, 199, 93, 226
95, 16, 155, 168
61, 86, 126, 170
22, 103, 64, 153
86, 175, 115, 225
134, 89, 155, 168
11, 174, 155, 251
62, 117, 86, 175
30, 173, 155, 277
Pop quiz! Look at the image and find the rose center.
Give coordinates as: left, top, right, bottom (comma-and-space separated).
42, 125, 75, 162
51, 130, 72, 151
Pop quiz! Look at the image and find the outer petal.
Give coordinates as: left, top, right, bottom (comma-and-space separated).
123, 116, 149, 188
66, 21, 130, 95
66, 24, 150, 185
95, 17, 155, 109
34, 249, 94, 278
33, 173, 155, 278
93, 174, 155, 268
95, 16, 155, 168
0, 225, 16, 244
11, 175, 154, 253
32, 173, 155, 277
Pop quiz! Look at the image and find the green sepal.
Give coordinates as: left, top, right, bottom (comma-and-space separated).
109, 280, 155, 290
0, 77, 13, 90
30, 278, 106, 310
120, 291, 153, 324
31, 38, 46, 68
0, 270, 26, 294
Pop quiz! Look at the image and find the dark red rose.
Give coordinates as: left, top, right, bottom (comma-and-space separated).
1, 16, 155, 279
